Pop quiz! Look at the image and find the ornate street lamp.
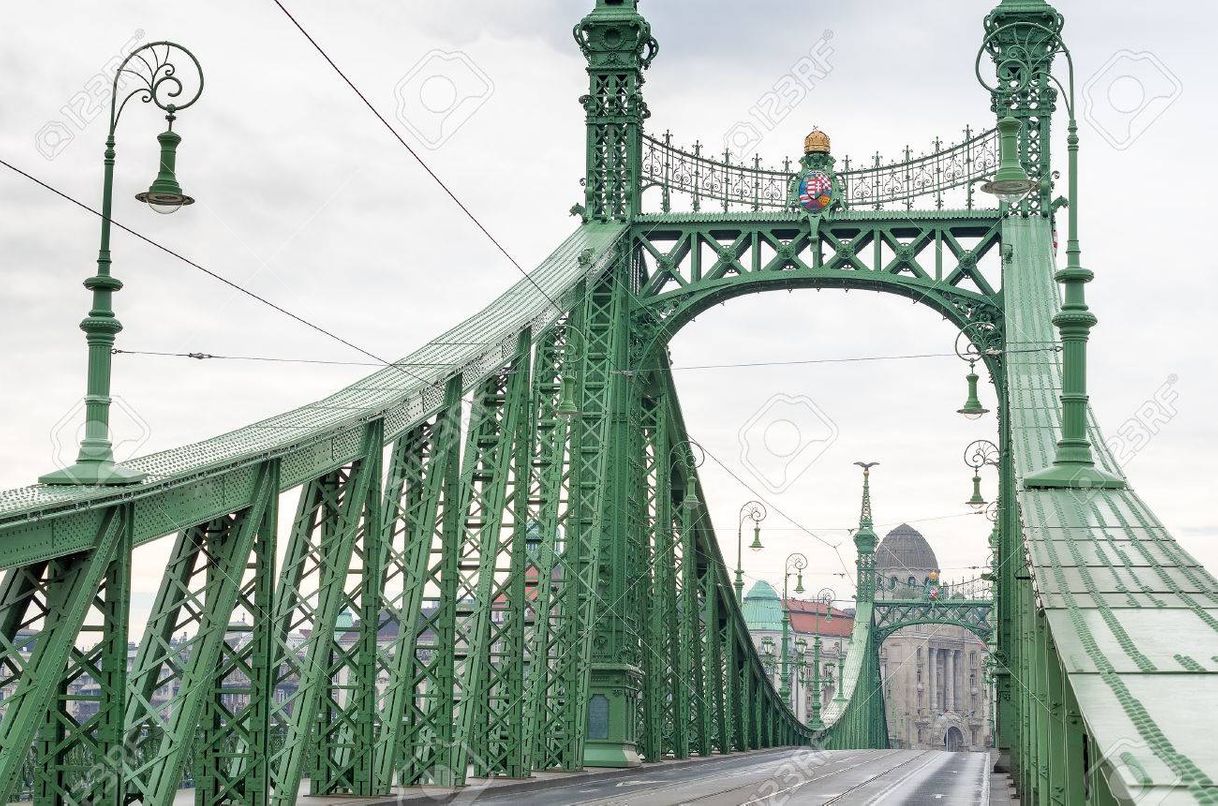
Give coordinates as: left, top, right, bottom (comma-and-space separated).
809, 587, 835, 730
793, 637, 808, 721
954, 325, 996, 421
734, 501, 767, 602
556, 374, 581, 420
761, 635, 777, 682
669, 439, 705, 512
977, 16, 1124, 491
40, 42, 204, 485
963, 439, 1001, 511
982, 116, 1038, 204
835, 643, 848, 702
780, 552, 808, 705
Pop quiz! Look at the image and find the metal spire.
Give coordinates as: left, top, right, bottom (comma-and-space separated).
854, 461, 879, 530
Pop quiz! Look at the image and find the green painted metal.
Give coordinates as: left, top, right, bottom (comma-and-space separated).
40, 42, 203, 487
35, 507, 131, 804
2, 2, 1217, 803
266, 422, 382, 803
0, 510, 126, 803
194, 462, 278, 806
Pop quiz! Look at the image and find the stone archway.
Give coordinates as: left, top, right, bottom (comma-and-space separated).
944, 726, 965, 752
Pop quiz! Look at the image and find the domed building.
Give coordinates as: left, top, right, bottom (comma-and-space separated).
874, 524, 992, 752
876, 523, 940, 587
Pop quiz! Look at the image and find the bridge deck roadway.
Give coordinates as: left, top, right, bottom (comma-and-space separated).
196, 749, 1014, 806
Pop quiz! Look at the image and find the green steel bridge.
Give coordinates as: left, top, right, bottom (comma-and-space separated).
0, 0, 1214, 803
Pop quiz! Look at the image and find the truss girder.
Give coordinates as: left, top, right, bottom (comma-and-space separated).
0, 509, 126, 804
371, 398, 452, 789
266, 421, 383, 805
520, 324, 576, 773
122, 462, 278, 805
632, 216, 1004, 342
873, 599, 994, 644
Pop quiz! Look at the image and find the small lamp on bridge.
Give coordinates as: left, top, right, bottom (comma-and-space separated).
556, 375, 581, 419
794, 573, 805, 595
134, 115, 195, 214
749, 522, 763, 552
966, 470, 987, 509
981, 117, 1039, 205
683, 474, 701, 511
957, 360, 990, 420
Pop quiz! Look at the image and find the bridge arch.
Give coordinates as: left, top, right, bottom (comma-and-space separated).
629, 214, 1007, 373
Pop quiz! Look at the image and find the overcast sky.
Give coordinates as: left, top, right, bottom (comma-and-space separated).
1, 1, 1214, 623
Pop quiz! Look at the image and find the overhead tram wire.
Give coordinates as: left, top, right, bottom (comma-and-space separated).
268, 0, 564, 317
108, 345, 1060, 371
0, 158, 434, 387
694, 441, 856, 583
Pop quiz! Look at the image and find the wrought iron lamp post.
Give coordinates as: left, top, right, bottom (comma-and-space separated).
954, 324, 996, 421
794, 638, 808, 722
735, 501, 767, 602
40, 42, 204, 486
977, 22, 1124, 491
963, 439, 1001, 511
809, 587, 835, 730
835, 642, 847, 702
761, 636, 777, 686
670, 439, 705, 511
779, 553, 807, 705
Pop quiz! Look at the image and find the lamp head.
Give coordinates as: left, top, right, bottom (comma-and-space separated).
967, 472, 988, 508
982, 116, 1038, 205
683, 475, 700, 511
556, 375, 581, 420
957, 362, 991, 419
135, 129, 194, 214
749, 523, 763, 551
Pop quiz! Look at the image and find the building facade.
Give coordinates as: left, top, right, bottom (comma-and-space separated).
741, 581, 854, 725
741, 523, 993, 752
873, 524, 992, 752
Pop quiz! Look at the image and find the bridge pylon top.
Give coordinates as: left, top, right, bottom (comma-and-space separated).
852, 462, 879, 552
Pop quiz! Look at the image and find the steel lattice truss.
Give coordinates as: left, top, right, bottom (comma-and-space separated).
873, 599, 995, 645
0, 1, 1215, 804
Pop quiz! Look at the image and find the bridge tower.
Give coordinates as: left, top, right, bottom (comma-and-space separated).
574, 0, 658, 221
982, 0, 1064, 214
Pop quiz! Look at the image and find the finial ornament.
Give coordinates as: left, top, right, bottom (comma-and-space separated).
804, 127, 831, 154
853, 461, 879, 527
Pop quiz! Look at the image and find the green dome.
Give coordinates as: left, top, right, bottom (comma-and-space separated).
742, 580, 784, 632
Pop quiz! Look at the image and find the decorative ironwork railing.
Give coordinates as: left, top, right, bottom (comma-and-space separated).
640, 126, 999, 213
873, 573, 993, 602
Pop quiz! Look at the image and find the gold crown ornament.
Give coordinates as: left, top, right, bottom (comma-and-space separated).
804, 128, 831, 154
